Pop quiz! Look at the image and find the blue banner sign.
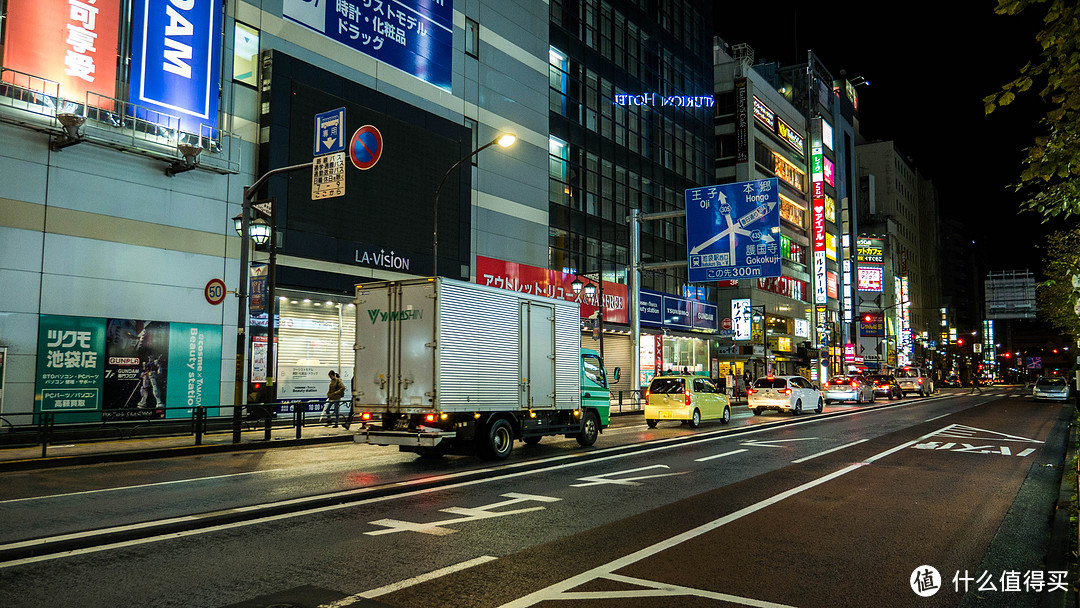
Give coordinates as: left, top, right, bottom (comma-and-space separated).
685, 178, 782, 283
128, 0, 223, 131
640, 290, 717, 332
284, 0, 453, 91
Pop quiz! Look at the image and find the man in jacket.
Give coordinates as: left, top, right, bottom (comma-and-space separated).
322, 370, 347, 426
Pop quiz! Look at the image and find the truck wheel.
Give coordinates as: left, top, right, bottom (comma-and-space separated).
576, 410, 600, 447
481, 418, 514, 460
646, 419, 658, 428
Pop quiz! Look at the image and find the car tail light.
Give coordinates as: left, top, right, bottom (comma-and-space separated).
881, 384, 889, 389
747, 388, 756, 395
918, 378, 924, 384
685, 390, 692, 406
644, 389, 650, 400
783, 388, 792, 395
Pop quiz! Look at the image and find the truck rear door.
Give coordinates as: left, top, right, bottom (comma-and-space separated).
520, 301, 556, 410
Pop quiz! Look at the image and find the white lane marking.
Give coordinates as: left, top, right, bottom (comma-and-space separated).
924, 413, 951, 422
0, 469, 287, 504
740, 438, 818, 448
365, 494, 560, 536
571, 465, 684, 487
791, 439, 869, 464
695, 449, 748, 462
496, 431, 941, 608
321, 556, 497, 606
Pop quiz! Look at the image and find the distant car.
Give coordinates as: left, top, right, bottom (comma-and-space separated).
868, 374, 904, 400
895, 367, 934, 397
942, 377, 961, 388
645, 375, 731, 428
1032, 376, 1070, 402
748, 375, 823, 415
823, 376, 876, 404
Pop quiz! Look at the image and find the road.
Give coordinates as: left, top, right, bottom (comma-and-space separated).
0, 386, 1069, 608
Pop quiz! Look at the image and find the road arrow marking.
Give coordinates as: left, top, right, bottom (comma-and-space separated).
571, 465, 685, 487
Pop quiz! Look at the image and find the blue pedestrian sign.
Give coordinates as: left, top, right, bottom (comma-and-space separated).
314, 108, 346, 156
685, 178, 782, 283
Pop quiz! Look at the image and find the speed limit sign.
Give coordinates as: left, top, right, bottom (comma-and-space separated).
204, 278, 226, 305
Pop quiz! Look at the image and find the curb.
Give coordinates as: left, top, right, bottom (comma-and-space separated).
0, 434, 355, 473
1047, 409, 1079, 608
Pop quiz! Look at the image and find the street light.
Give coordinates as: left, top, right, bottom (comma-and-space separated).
233, 200, 278, 404
742, 304, 768, 377
432, 133, 516, 277
571, 271, 605, 359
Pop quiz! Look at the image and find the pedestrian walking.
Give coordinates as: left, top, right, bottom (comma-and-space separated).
321, 370, 347, 426
969, 373, 983, 394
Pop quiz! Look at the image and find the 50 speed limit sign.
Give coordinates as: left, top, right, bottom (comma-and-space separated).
205, 278, 227, 305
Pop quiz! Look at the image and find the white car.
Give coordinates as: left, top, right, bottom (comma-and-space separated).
895, 367, 934, 397
1032, 376, 1070, 402
748, 375, 824, 415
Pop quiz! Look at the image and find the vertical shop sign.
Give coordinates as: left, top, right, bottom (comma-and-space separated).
36, 315, 106, 418
1, 0, 122, 108
128, 0, 223, 130
250, 263, 268, 314
734, 79, 749, 163
813, 197, 827, 304
165, 322, 222, 418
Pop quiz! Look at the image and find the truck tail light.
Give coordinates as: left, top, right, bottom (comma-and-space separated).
361, 412, 372, 421
425, 414, 436, 423
685, 390, 692, 406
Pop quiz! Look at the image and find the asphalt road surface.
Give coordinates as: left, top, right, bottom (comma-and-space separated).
0, 386, 1069, 608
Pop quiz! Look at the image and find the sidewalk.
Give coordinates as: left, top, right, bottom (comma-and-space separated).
0, 422, 357, 472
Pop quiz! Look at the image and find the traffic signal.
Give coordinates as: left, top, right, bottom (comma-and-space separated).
957, 338, 964, 346
863, 314, 873, 323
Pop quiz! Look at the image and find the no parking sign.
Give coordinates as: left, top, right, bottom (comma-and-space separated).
349, 125, 383, 170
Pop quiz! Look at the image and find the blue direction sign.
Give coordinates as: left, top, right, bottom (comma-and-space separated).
314, 108, 346, 156
685, 178, 782, 283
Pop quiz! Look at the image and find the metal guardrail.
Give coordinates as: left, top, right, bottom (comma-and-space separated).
0, 399, 354, 459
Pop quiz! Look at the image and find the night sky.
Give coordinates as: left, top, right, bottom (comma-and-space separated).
714, 2, 1054, 275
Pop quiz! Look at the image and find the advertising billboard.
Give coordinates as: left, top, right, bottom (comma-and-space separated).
858, 266, 885, 292
128, 0, 223, 131
475, 256, 629, 324
686, 179, 782, 282
283, 0, 453, 91
35, 315, 222, 421
1, 0, 122, 106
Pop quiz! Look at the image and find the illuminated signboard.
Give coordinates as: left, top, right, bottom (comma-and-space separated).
129, 0, 223, 130
827, 270, 838, 299
753, 96, 775, 129
821, 118, 833, 151
613, 93, 715, 109
284, 0, 453, 92
794, 317, 810, 338
857, 266, 884, 292
811, 153, 824, 182
856, 237, 885, 264
1, 0, 121, 107
826, 232, 838, 261
813, 197, 827, 304
732, 298, 751, 341
777, 118, 804, 153
823, 156, 835, 187
860, 312, 885, 336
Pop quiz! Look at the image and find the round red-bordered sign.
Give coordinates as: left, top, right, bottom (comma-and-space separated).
349, 125, 383, 170
205, 278, 227, 305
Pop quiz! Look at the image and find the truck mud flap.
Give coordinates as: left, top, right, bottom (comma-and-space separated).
357, 429, 457, 448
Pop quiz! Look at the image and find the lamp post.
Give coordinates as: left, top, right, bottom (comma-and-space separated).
234, 162, 312, 435
571, 271, 605, 360
743, 304, 768, 377
234, 199, 277, 403
432, 133, 516, 277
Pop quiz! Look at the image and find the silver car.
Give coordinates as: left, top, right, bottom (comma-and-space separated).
748, 375, 824, 415
823, 376, 876, 404
1032, 376, 1070, 402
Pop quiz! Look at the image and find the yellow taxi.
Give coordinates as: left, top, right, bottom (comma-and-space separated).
644, 374, 731, 429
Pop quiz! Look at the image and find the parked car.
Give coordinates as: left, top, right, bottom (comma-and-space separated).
895, 367, 934, 397
1032, 376, 1070, 402
867, 374, 904, 400
823, 376, 876, 404
645, 375, 731, 428
747, 375, 823, 415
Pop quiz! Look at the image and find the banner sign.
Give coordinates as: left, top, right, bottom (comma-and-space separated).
638, 292, 717, 332
35, 315, 222, 421
734, 79, 749, 163
857, 265, 884, 292
283, 0, 453, 91
128, 0, 223, 131
732, 298, 751, 341
856, 237, 884, 264
476, 256, 629, 324
1, 0, 122, 108
686, 178, 781, 282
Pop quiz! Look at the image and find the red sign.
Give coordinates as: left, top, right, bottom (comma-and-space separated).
812, 198, 826, 252
204, 278, 227, 306
721, 317, 733, 331
475, 255, 629, 324
1, 0, 121, 107
349, 125, 383, 170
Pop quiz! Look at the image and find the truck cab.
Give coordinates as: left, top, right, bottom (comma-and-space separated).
580, 347, 613, 428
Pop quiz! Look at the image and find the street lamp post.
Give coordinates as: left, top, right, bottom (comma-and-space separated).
743, 304, 768, 377
432, 133, 516, 277
571, 271, 605, 360
234, 199, 276, 403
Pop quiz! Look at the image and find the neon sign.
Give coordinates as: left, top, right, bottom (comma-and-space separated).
613, 93, 714, 108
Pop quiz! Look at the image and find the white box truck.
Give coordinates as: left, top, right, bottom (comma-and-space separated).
351, 278, 615, 460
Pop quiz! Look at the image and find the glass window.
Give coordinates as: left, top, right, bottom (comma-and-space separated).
233, 22, 260, 86
582, 353, 607, 388
465, 18, 479, 57
649, 377, 685, 394
753, 378, 787, 389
